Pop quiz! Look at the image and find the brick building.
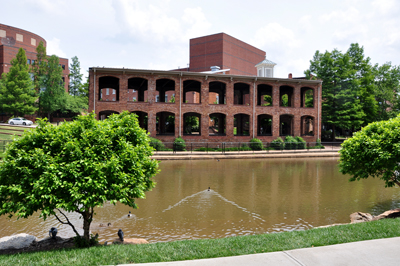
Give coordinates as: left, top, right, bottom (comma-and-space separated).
187, 33, 266, 76
89, 67, 322, 143
89, 33, 322, 143
0, 24, 69, 91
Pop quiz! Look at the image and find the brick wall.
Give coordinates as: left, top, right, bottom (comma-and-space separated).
89, 68, 322, 143
189, 33, 266, 76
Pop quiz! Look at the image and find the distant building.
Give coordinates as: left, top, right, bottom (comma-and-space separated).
0, 23, 69, 91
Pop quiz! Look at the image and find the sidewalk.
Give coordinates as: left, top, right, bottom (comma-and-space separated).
152, 150, 340, 160
122, 237, 400, 266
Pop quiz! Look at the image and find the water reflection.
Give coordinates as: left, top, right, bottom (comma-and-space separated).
0, 158, 399, 243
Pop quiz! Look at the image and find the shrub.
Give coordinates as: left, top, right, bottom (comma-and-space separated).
249, 138, 263, 150
295, 136, 306, 149
149, 137, 166, 151
270, 137, 285, 150
174, 136, 186, 151
284, 136, 297, 150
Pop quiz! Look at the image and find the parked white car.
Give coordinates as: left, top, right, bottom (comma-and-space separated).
8, 117, 33, 126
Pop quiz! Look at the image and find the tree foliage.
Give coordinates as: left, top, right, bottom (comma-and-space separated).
0, 48, 37, 116
339, 115, 400, 188
68, 56, 83, 97
39, 55, 67, 119
0, 112, 159, 240
306, 43, 400, 139
31, 41, 47, 92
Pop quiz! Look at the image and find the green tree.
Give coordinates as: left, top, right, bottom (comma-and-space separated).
69, 56, 83, 97
339, 115, 400, 187
0, 48, 37, 116
39, 55, 67, 120
305, 47, 365, 139
0, 112, 159, 240
31, 41, 47, 93
373, 62, 400, 121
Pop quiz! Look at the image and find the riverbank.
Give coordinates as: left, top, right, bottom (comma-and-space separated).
1, 218, 399, 266
152, 150, 340, 160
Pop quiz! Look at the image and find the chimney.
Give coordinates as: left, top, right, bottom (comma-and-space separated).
288, 73, 292, 79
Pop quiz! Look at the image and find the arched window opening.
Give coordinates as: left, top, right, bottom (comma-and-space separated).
99, 76, 119, 101
156, 79, 175, 103
131, 111, 148, 131
280, 114, 293, 136
257, 115, 272, 136
234, 83, 250, 105
183, 112, 201, 135
209, 81, 226, 104
234, 114, 250, 136
301, 116, 314, 136
156, 112, 175, 135
98, 110, 119, 120
257, 84, 273, 106
209, 113, 226, 136
280, 86, 294, 107
183, 80, 201, 103
128, 78, 148, 102
301, 87, 314, 107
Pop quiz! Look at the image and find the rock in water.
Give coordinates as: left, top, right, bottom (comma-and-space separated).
350, 212, 374, 223
0, 234, 37, 250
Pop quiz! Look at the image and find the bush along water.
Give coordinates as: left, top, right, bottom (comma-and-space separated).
270, 137, 285, 150
249, 138, 263, 150
284, 136, 297, 150
295, 136, 307, 149
174, 136, 186, 151
149, 137, 170, 151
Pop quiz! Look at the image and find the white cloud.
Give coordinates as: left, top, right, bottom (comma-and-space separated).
46, 38, 67, 58
371, 0, 397, 14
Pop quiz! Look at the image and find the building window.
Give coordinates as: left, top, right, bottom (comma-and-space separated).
266, 68, 272, 77
132, 89, 136, 92
133, 97, 136, 101
258, 69, 262, 77
156, 95, 160, 102
27, 59, 31, 64
165, 95, 168, 102
62, 65, 65, 70
112, 89, 115, 94
32, 60, 35, 64
113, 98, 115, 101
106, 88, 109, 95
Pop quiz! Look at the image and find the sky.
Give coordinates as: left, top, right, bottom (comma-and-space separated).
2, 0, 400, 79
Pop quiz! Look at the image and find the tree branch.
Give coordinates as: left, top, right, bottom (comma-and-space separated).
55, 208, 80, 237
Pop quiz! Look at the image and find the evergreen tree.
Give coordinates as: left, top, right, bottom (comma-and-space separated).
39, 55, 67, 120
68, 56, 83, 96
0, 48, 37, 116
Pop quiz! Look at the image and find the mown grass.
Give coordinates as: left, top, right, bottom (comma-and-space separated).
1, 218, 400, 266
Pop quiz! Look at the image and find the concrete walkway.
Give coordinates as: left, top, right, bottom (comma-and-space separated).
152, 150, 340, 160
121, 237, 400, 266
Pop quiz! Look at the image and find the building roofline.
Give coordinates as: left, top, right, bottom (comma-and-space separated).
0, 23, 46, 45
89, 67, 322, 84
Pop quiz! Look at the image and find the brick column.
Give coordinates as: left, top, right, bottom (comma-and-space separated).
148, 111, 156, 137
272, 84, 280, 107
272, 114, 280, 137
293, 85, 301, 108
293, 115, 301, 137
201, 114, 209, 137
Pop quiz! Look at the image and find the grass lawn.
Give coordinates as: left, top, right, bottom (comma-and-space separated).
1, 218, 400, 266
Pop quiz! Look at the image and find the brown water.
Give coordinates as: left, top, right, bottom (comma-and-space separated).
1, 158, 399, 243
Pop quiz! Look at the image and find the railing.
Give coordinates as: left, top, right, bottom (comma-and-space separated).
150, 141, 342, 154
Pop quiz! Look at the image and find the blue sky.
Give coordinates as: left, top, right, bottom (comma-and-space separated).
2, 0, 399, 78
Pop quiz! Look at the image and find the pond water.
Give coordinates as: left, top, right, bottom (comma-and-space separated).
1, 157, 400, 243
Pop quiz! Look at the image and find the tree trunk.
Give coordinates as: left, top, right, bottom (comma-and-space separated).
82, 211, 92, 240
